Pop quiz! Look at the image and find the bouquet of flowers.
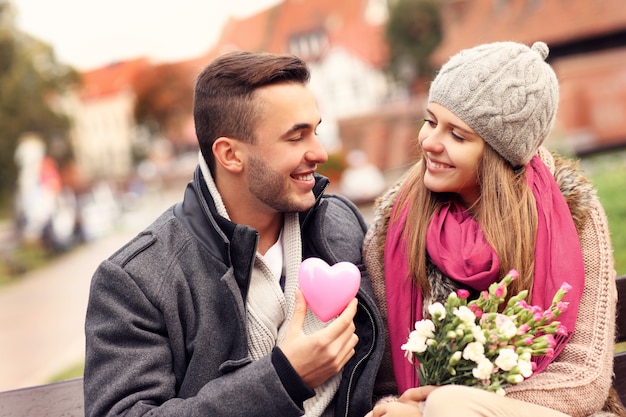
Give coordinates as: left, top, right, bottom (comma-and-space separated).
402, 270, 571, 396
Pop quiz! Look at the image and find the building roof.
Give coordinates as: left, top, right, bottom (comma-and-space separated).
79, 58, 151, 100
202, 0, 388, 68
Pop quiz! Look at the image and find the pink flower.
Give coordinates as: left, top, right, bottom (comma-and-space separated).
469, 305, 484, 318
560, 282, 573, 292
457, 289, 470, 300
494, 285, 505, 298
403, 270, 574, 393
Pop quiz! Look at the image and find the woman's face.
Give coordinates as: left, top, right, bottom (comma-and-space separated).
418, 103, 485, 207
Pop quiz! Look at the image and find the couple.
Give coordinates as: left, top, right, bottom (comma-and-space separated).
83, 42, 618, 417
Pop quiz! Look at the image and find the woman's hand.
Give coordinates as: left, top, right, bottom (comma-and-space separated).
365, 386, 438, 417
398, 386, 438, 404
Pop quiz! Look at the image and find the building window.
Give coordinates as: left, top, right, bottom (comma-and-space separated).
288, 31, 327, 59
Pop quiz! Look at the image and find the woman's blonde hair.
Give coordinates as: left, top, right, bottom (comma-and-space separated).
394, 143, 537, 298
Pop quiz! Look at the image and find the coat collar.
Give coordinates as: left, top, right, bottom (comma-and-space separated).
173, 166, 330, 291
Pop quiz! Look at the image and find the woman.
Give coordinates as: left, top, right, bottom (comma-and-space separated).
363, 41, 621, 416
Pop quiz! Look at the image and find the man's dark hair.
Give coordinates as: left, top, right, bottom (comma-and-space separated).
193, 51, 311, 176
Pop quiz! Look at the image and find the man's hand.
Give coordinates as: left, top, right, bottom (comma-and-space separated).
279, 290, 359, 388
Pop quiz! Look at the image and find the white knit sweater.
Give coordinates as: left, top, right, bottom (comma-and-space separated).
199, 153, 341, 416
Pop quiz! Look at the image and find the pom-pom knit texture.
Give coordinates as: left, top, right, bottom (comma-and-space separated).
428, 41, 559, 167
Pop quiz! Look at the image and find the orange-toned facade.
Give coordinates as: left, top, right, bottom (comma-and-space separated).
340, 0, 626, 176
433, 0, 626, 155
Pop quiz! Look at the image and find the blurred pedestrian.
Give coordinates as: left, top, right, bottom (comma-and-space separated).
14, 133, 59, 243
339, 150, 386, 204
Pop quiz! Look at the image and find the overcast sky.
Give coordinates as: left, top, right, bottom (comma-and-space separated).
12, 0, 281, 70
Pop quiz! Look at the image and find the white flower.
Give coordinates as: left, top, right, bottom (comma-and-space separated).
401, 331, 429, 354
472, 357, 495, 380
517, 358, 533, 378
414, 319, 435, 338
494, 348, 518, 371
471, 324, 486, 344
519, 351, 532, 362
453, 306, 476, 324
495, 314, 517, 339
428, 302, 446, 321
403, 270, 572, 395
403, 320, 436, 354
462, 342, 485, 363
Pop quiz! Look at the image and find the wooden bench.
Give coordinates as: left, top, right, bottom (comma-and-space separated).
0, 377, 83, 417
0, 276, 625, 416
614, 274, 626, 405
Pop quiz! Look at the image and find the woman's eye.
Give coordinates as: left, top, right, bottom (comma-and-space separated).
451, 132, 465, 142
423, 118, 436, 128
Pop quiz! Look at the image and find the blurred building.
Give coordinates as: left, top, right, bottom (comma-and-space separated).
337, 98, 424, 180
339, 0, 626, 178
60, 0, 396, 189
433, 0, 626, 156
58, 58, 151, 184
340, 0, 626, 182
61, 0, 626, 195
192, 0, 395, 150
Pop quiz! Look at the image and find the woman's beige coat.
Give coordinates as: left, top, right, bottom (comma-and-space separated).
363, 148, 620, 417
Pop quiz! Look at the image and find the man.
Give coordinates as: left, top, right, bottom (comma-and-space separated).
84, 51, 384, 417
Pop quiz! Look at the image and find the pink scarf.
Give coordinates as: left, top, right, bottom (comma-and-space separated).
384, 155, 585, 393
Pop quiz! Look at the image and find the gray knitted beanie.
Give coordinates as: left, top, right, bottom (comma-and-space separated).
428, 41, 559, 167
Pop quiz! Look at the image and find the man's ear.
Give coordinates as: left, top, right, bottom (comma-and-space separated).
212, 137, 244, 173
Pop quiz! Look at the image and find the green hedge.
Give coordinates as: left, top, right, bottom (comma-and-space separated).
582, 150, 626, 276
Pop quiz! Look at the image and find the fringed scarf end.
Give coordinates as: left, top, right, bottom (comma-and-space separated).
531, 331, 573, 376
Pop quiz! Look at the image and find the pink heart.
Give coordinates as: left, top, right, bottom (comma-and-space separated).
298, 257, 361, 322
